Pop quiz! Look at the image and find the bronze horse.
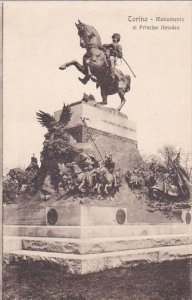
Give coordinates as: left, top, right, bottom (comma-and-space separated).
93, 166, 121, 194
65, 162, 97, 192
59, 20, 131, 111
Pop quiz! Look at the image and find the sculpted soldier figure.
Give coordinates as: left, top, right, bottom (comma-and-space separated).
104, 154, 117, 187
78, 153, 99, 190
78, 153, 94, 170
25, 154, 39, 190
103, 33, 123, 79
26, 155, 39, 171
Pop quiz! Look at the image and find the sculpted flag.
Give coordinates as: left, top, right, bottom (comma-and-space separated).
168, 154, 191, 199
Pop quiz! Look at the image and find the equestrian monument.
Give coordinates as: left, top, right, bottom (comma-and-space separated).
3, 21, 192, 274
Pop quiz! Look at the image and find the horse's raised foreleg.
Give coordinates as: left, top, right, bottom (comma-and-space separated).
118, 89, 126, 111
59, 60, 86, 75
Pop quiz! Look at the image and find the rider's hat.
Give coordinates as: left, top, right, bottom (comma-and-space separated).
112, 33, 121, 42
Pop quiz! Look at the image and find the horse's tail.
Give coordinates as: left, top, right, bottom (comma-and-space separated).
125, 75, 131, 92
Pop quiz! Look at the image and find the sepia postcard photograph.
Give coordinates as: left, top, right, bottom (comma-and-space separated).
1, 1, 192, 299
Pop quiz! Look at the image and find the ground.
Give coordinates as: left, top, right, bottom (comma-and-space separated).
3, 259, 192, 300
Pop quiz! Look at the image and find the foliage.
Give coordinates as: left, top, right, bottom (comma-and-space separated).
126, 144, 192, 206
144, 144, 192, 180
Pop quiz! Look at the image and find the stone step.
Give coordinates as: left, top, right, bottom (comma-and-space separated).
20, 234, 192, 254
4, 223, 191, 239
4, 234, 192, 254
4, 244, 192, 274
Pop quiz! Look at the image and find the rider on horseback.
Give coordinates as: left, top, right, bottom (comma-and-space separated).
78, 153, 100, 190
79, 33, 123, 85
60, 21, 131, 111
103, 33, 123, 79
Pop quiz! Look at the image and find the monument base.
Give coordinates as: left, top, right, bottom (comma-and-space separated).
3, 223, 191, 239
3, 204, 192, 274
4, 222, 192, 274
4, 237, 192, 275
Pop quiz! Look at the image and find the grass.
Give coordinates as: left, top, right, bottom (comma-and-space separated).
2, 259, 192, 300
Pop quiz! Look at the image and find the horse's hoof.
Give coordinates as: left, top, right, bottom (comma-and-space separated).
118, 100, 126, 111
78, 77, 87, 85
101, 101, 107, 106
59, 64, 67, 70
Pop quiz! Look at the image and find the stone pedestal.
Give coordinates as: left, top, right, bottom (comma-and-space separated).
3, 205, 46, 225
54, 101, 142, 171
3, 205, 192, 274
4, 225, 192, 274
46, 205, 127, 226
54, 101, 137, 143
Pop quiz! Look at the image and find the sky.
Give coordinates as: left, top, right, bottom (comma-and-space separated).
3, 1, 192, 173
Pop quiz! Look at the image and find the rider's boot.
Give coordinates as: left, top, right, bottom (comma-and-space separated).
106, 57, 116, 81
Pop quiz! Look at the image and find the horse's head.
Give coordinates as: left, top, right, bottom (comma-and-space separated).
75, 20, 102, 49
